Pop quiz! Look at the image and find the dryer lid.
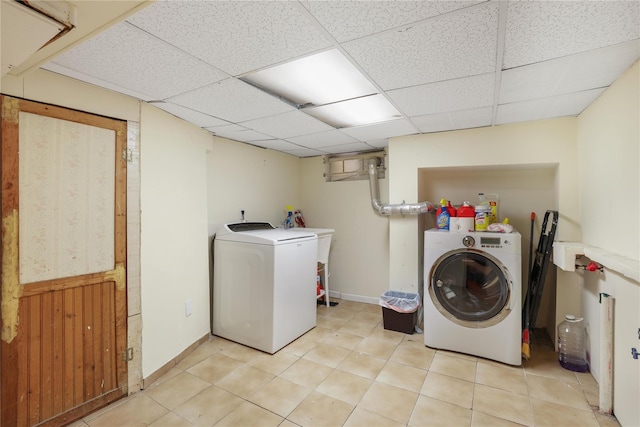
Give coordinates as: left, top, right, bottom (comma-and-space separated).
215, 222, 316, 244
226, 222, 275, 232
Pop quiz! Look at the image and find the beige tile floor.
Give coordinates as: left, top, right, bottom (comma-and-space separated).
71, 299, 621, 427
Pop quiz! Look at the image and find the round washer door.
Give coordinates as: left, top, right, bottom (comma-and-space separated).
428, 249, 513, 328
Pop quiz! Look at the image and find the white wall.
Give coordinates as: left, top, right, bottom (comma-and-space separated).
206, 147, 391, 305
299, 157, 390, 303
139, 104, 211, 378
1, 69, 139, 123
388, 119, 580, 294
206, 139, 302, 235
206, 146, 392, 304
576, 61, 639, 427
578, 62, 639, 261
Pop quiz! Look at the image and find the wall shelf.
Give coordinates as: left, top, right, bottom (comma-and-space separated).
553, 241, 639, 282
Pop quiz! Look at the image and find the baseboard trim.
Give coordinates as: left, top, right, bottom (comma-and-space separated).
336, 292, 379, 306
142, 333, 210, 389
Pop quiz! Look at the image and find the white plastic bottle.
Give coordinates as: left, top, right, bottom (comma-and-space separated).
478, 192, 499, 224
557, 315, 588, 372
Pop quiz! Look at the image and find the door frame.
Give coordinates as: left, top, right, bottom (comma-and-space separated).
0, 95, 129, 426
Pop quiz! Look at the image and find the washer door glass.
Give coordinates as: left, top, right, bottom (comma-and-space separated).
431, 250, 510, 323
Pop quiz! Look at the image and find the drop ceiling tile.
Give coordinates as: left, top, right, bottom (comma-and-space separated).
410, 113, 451, 133
500, 40, 640, 104
43, 22, 227, 101
496, 88, 605, 125
364, 139, 389, 149
504, 1, 640, 68
249, 139, 304, 152
126, 1, 331, 76
208, 126, 271, 143
42, 61, 155, 102
30, 0, 640, 159
340, 118, 417, 141
282, 147, 327, 158
541, 89, 606, 118
167, 78, 295, 123
452, 107, 494, 129
302, 0, 482, 43
286, 130, 358, 149
241, 111, 333, 139
343, 2, 499, 90
319, 142, 375, 154
151, 102, 229, 128
496, 100, 548, 126
207, 124, 246, 133
388, 73, 495, 117
412, 107, 493, 133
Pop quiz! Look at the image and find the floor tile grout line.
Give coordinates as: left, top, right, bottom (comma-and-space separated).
79, 299, 615, 427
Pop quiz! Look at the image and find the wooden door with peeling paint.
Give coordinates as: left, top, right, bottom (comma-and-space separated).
0, 96, 128, 426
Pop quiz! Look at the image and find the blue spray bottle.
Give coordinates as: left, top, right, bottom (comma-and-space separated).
436, 198, 450, 230
284, 205, 294, 228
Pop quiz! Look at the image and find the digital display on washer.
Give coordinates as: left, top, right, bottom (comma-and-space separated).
481, 237, 501, 245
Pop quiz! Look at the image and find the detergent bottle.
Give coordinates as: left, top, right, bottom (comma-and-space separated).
446, 200, 457, 218
436, 199, 450, 230
284, 205, 294, 228
478, 193, 499, 224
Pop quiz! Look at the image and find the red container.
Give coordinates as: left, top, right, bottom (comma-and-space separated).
436, 200, 457, 217
446, 200, 457, 217
456, 201, 475, 232
458, 201, 475, 218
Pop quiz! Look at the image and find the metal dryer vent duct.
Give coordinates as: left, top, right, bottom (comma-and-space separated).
367, 158, 434, 216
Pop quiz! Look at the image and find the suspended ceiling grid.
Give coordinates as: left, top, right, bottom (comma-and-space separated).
37, 0, 640, 158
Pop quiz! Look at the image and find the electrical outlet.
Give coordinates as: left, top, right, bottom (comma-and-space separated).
185, 300, 192, 317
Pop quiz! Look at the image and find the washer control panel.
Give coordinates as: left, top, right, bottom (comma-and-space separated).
461, 235, 513, 249
480, 235, 513, 248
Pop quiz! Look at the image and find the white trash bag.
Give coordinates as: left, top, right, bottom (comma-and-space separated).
379, 290, 421, 313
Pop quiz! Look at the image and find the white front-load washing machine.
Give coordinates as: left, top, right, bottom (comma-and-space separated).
424, 229, 522, 365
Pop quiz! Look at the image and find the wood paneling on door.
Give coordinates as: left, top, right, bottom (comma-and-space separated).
1, 96, 128, 426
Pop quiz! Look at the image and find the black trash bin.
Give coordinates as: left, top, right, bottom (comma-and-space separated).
379, 290, 420, 334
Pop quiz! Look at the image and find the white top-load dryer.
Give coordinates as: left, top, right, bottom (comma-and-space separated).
212, 222, 318, 353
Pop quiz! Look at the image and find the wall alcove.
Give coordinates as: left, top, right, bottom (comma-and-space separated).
417, 164, 558, 332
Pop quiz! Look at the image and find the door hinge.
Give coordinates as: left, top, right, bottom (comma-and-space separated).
122, 149, 134, 163
123, 347, 134, 361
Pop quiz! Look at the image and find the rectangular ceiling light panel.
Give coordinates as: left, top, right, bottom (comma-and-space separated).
304, 94, 402, 128
243, 49, 377, 107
